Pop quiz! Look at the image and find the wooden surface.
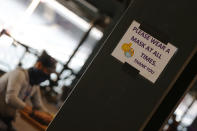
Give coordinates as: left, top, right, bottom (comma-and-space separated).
19, 111, 47, 131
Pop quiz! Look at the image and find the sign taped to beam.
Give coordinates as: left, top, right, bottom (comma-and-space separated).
111, 20, 177, 83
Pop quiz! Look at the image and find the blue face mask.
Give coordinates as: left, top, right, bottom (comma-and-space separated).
125, 52, 131, 57
28, 67, 50, 86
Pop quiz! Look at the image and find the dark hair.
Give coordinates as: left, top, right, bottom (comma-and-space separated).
37, 50, 56, 70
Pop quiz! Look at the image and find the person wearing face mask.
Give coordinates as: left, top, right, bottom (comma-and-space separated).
0, 50, 57, 131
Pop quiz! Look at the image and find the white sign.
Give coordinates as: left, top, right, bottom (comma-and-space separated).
111, 20, 177, 83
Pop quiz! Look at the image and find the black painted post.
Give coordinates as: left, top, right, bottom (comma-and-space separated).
47, 0, 197, 130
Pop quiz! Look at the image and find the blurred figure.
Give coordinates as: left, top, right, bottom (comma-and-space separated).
166, 114, 179, 131
0, 50, 56, 131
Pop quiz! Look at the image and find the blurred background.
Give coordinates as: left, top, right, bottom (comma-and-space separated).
0, 0, 196, 131
0, 0, 131, 130
163, 78, 197, 131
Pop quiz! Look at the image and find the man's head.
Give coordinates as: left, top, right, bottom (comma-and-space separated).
34, 50, 57, 75
28, 50, 57, 85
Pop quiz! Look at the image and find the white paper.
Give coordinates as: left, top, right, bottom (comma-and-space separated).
111, 20, 177, 83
